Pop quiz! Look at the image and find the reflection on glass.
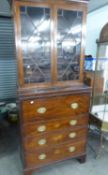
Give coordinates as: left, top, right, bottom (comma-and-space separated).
20, 6, 51, 83
91, 43, 108, 123
57, 9, 82, 81
94, 44, 108, 94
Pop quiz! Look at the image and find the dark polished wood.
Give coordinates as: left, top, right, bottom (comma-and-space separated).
14, 0, 88, 88
22, 115, 88, 136
24, 140, 86, 168
21, 94, 90, 122
13, 0, 90, 174
23, 127, 88, 151
19, 89, 90, 174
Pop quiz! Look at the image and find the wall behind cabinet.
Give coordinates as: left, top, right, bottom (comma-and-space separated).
85, 4, 108, 57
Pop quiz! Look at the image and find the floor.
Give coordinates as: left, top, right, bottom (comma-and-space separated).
0, 121, 108, 175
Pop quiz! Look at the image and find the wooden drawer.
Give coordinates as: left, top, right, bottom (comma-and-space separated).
22, 115, 88, 137
25, 140, 86, 168
21, 94, 90, 122
23, 127, 87, 152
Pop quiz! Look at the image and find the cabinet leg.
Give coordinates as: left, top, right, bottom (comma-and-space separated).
77, 155, 86, 163
24, 170, 32, 175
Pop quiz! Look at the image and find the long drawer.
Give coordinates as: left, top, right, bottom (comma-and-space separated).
21, 94, 90, 122
22, 115, 88, 137
25, 140, 86, 168
23, 127, 88, 152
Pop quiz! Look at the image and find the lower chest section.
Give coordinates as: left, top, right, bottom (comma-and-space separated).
19, 93, 90, 168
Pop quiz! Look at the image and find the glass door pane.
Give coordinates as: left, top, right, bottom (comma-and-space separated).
20, 6, 51, 84
57, 9, 83, 81
93, 44, 108, 98
91, 43, 108, 122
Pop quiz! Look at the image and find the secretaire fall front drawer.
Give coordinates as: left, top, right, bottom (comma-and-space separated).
21, 94, 90, 122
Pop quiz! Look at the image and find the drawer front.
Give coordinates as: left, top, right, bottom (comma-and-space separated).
21, 94, 90, 122
25, 140, 86, 168
22, 115, 88, 137
23, 127, 88, 152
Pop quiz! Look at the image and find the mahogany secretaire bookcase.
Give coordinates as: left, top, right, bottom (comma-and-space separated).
13, 0, 91, 174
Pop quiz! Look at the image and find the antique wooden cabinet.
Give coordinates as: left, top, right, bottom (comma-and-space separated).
13, 0, 90, 174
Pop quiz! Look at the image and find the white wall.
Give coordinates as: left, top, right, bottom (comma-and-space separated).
85, 5, 108, 57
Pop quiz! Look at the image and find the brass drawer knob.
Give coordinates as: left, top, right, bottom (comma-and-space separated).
70, 103, 79, 109
69, 132, 76, 138
37, 107, 47, 114
37, 125, 46, 132
38, 139, 46, 145
68, 146, 76, 152
69, 120, 77, 126
30, 100, 34, 104
38, 154, 46, 160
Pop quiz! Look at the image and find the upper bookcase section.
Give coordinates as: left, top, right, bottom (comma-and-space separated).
13, 0, 88, 88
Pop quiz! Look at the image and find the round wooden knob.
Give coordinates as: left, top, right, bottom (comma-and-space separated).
68, 146, 76, 152
37, 125, 46, 132
38, 154, 46, 160
54, 149, 60, 154
38, 139, 46, 145
53, 135, 63, 141
69, 120, 77, 126
54, 123, 60, 128
70, 103, 79, 109
37, 107, 47, 114
69, 132, 76, 138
